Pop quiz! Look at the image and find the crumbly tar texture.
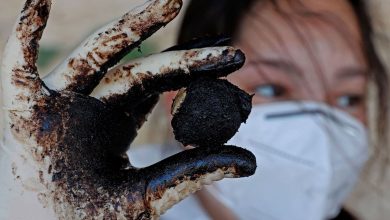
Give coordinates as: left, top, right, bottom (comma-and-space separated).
172, 78, 252, 147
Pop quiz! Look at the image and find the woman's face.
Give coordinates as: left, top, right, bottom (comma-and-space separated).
229, 0, 368, 124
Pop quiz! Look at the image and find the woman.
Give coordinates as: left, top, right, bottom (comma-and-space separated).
161, 0, 389, 219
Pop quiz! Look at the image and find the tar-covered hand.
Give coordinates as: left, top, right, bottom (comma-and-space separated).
0, 0, 256, 219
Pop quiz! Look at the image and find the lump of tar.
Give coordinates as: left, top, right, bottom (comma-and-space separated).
171, 78, 252, 147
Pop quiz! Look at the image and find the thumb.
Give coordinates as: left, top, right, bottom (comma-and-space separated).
139, 145, 256, 217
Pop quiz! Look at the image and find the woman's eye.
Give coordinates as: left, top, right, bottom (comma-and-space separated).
336, 95, 364, 108
255, 84, 286, 98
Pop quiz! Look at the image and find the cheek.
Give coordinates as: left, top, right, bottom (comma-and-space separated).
358, 111, 367, 127
227, 71, 249, 91
227, 66, 259, 93
347, 106, 367, 127
251, 95, 276, 105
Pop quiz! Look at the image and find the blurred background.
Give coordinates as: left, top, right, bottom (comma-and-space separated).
1, 1, 390, 220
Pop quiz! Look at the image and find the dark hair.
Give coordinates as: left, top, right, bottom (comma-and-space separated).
350, 1, 389, 167
178, 0, 389, 166
178, 0, 257, 44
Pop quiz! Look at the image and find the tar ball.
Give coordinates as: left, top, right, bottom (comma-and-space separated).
171, 78, 253, 147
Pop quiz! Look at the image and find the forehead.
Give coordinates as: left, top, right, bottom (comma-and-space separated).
244, 0, 362, 36
237, 0, 363, 58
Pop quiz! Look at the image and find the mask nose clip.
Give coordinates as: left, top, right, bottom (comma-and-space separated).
266, 108, 331, 119
265, 106, 361, 138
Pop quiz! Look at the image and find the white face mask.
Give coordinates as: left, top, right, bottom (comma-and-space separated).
216, 101, 369, 220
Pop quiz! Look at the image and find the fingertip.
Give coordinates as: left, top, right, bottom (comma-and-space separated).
234, 49, 246, 68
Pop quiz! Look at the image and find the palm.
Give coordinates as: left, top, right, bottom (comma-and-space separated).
0, 0, 256, 219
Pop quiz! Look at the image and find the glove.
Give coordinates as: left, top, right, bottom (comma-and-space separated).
0, 0, 256, 219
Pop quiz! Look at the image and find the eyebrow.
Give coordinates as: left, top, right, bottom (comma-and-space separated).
336, 67, 367, 80
248, 58, 302, 77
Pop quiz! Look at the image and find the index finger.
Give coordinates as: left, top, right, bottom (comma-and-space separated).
44, 0, 182, 95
